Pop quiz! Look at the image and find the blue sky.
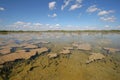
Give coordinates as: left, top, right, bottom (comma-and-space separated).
0, 0, 120, 30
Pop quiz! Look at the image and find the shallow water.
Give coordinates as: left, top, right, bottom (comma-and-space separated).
0, 32, 120, 80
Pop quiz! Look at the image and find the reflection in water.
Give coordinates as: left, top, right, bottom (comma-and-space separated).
0, 32, 120, 80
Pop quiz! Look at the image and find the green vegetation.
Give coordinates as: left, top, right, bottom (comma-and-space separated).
47, 30, 120, 32
0, 30, 120, 33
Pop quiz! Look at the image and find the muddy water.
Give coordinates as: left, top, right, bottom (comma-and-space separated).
0, 32, 120, 80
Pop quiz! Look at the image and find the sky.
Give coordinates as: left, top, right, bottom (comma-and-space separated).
0, 0, 120, 31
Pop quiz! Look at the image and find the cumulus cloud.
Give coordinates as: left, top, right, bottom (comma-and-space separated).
5, 21, 62, 31
86, 5, 116, 23
55, 24, 61, 27
48, 24, 61, 30
61, 0, 72, 10
46, 24, 50, 26
33, 23, 43, 26
100, 16, 116, 22
48, 13, 57, 18
104, 25, 110, 28
103, 25, 113, 30
49, 1, 56, 10
69, 4, 82, 11
76, 0, 82, 3
13, 21, 31, 27
5, 21, 118, 30
86, 5, 99, 13
13, 21, 43, 28
0, 7, 5, 11
7, 21, 44, 31
98, 10, 114, 16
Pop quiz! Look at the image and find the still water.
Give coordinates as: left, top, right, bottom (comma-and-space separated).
0, 32, 120, 80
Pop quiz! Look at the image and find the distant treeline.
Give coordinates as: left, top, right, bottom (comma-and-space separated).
0, 30, 120, 33
46, 30, 120, 32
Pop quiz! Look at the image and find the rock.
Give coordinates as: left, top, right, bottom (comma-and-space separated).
63, 47, 74, 50
60, 49, 71, 55
0, 41, 2, 45
86, 53, 105, 64
72, 42, 79, 47
1, 43, 20, 49
77, 43, 92, 51
19, 43, 29, 47
0, 47, 49, 64
5, 39, 15, 44
40, 41, 50, 44
31, 40, 50, 44
103, 47, 120, 53
37, 43, 42, 48
34, 47, 49, 55
47, 53, 58, 59
24, 44, 38, 49
0, 48, 11, 54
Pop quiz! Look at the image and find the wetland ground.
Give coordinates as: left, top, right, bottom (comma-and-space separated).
0, 31, 120, 80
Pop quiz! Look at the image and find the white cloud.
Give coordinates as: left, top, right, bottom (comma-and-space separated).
9, 21, 62, 31
86, 5, 99, 13
55, 24, 61, 26
104, 25, 110, 28
117, 25, 120, 29
103, 25, 113, 30
48, 24, 61, 30
49, 1, 56, 10
76, 0, 82, 3
13, 21, 29, 26
48, 26, 53, 29
69, 4, 82, 11
0, 7, 5, 11
55, 24, 61, 29
7, 21, 45, 31
33, 23, 42, 26
6, 21, 62, 31
53, 13, 57, 17
48, 13, 57, 18
86, 5, 116, 22
61, 0, 72, 10
118, 25, 120, 28
46, 24, 50, 26
100, 16, 116, 22
13, 21, 39, 29
8, 21, 31, 30
98, 10, 114, 16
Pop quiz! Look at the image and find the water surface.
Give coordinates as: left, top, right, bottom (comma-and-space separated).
0, 32, 120, 80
